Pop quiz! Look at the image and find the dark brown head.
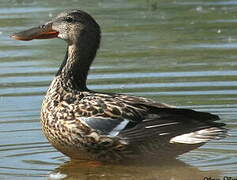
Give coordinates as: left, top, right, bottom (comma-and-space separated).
11, 10, 101, 90
11, 9, 101, 47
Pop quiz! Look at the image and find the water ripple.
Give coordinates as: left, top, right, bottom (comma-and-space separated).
0, 0, 236, 179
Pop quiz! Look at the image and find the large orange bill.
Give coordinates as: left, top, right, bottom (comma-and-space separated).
11, 23, 59, 41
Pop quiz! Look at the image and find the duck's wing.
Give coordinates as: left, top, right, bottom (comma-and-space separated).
75, 93, 149, 135
117, 94, 227, 144
120, 107, 226, 144
76, 93, 226, 144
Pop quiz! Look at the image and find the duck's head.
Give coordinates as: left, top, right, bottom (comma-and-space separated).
11, 9, 101, 46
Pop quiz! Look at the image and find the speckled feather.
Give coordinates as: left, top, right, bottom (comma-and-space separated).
41, 75, 225, 161
41, 76, 171, 161
12, 9, 226, 162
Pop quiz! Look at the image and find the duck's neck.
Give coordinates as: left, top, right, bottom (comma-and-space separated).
56, 32, 100, 91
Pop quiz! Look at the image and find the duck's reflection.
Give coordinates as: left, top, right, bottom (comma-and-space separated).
50, 157, 221, 180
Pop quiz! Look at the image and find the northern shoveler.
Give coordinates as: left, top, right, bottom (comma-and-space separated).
11, 9, 227, 162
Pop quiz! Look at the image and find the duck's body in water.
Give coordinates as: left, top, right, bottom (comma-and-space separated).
11, 9, 227, 162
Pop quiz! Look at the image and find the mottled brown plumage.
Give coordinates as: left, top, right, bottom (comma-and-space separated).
12, 9, 227, 162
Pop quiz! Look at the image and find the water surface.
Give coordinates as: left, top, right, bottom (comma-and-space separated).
0, 0, 237, 179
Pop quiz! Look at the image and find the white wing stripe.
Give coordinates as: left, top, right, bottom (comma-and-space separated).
109, 119, 129, 136
145, 122, 179, 129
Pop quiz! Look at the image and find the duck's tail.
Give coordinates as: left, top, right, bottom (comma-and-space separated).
169, 126, 227, 144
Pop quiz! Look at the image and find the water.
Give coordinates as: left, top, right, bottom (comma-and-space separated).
0, 0, 237, 179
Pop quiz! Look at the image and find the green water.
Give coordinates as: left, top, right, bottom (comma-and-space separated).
0, 0, 237, 179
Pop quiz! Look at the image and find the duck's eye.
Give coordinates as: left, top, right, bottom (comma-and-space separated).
65, 17, 73, 23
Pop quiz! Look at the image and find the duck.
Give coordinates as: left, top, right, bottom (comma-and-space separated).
11, 9, 227, 162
